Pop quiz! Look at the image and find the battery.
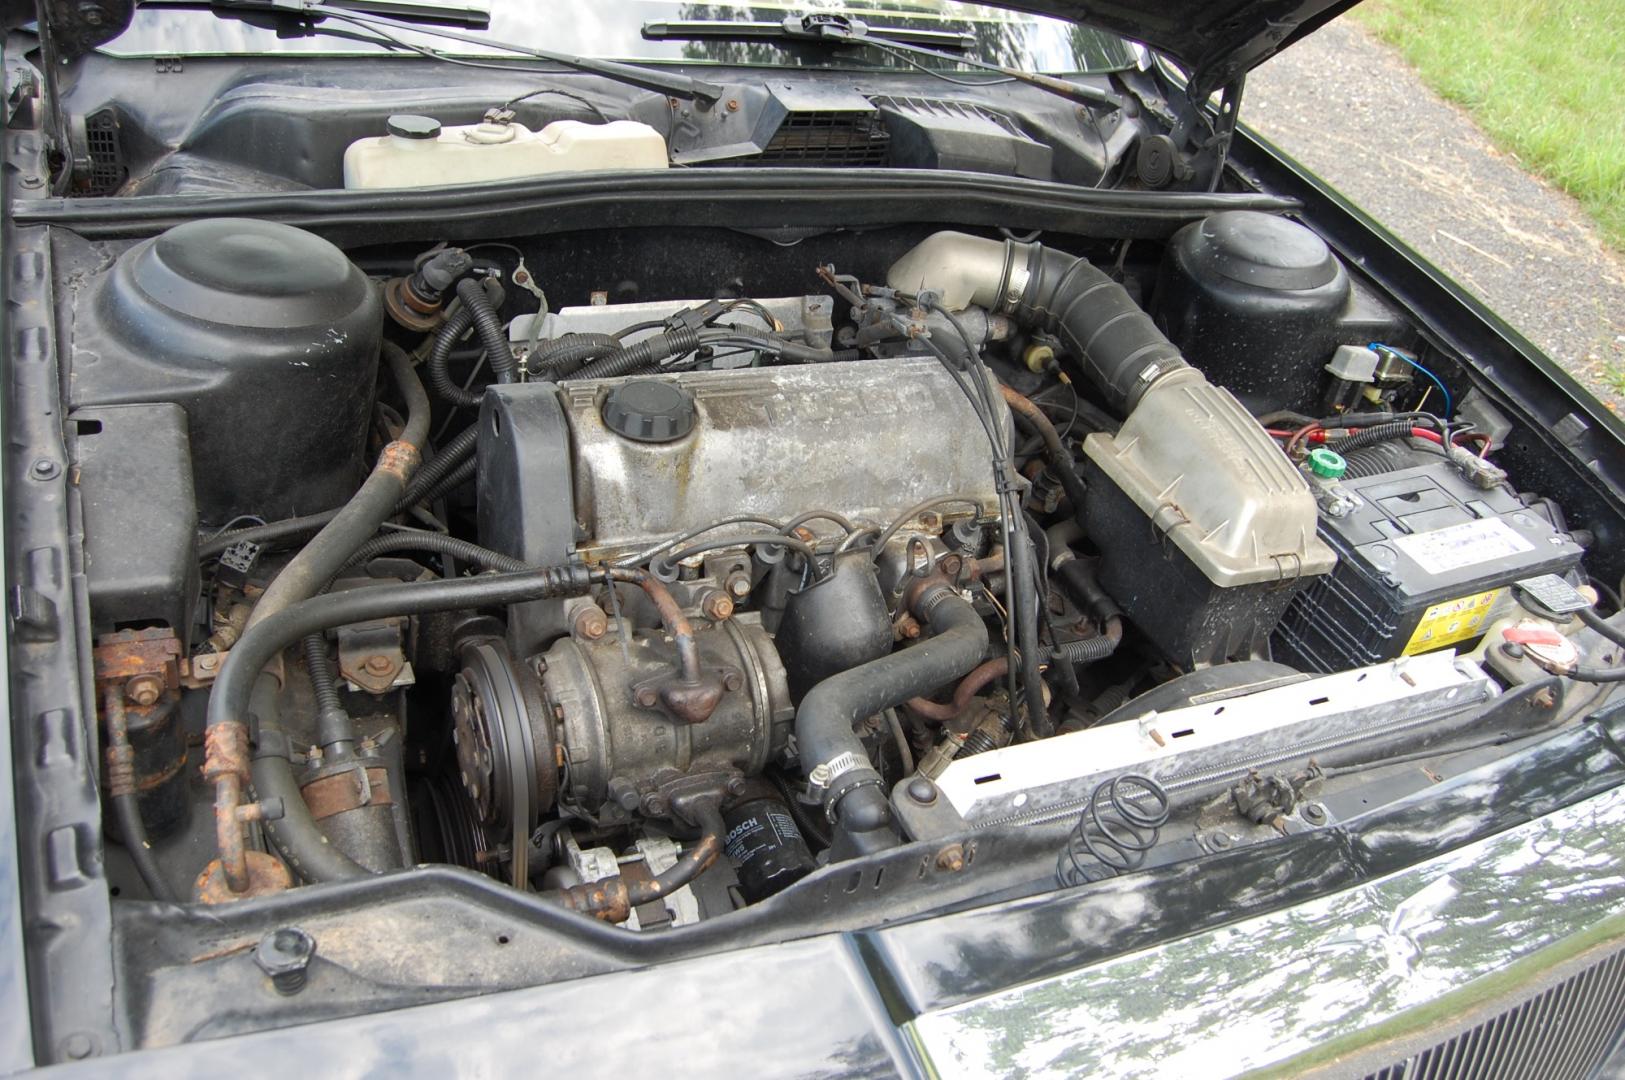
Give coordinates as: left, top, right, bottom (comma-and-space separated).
1272, 459, 1585, 673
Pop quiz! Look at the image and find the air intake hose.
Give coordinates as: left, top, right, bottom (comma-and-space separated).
887, 231, 1188, 413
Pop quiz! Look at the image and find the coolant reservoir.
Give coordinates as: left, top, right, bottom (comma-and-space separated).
343, 114, 668, 189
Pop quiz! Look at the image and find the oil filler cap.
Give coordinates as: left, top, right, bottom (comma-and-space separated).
602, 379, 695, 443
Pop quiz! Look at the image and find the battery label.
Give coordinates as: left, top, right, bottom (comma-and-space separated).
1392, 518, 1534, 575
1402, 588, 1504, 655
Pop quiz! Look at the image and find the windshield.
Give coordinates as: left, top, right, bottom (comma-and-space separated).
100, 1, 1139, 76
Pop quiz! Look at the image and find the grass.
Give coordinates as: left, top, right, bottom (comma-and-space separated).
1353, 0, 1625, 251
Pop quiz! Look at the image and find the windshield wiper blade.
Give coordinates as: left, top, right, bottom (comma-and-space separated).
644, 12, 1123, 109
203, 0, 727, 103
642, 17, 975, 52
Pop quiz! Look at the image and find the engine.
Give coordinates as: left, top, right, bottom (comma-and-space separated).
64, 211, 1607, 929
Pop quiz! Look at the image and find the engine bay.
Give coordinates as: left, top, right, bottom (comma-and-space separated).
40, 206, 1625, 962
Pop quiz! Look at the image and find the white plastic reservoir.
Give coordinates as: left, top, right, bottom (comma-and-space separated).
343, 114, 668, 190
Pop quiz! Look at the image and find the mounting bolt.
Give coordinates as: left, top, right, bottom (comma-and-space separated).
29, 458, 58, 480
722, 671, 743, 692
726, 775, 747, 797
935, 843, 966, 872
363, 654, 393, 676
906, 777, 937, 805
938, 553, 964, 577
1208, 831, 1233, 850
726, 572, 753, 600
572, 605, 608, 641
125, 674, 163, 708
1301, 803, 1327, 826
700, 590, 734, 622
641, 792, 668, 817
255, 927, 316, 996
635, 687, 659, 709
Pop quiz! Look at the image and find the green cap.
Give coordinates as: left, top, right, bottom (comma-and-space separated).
1307, 447, 1346, 479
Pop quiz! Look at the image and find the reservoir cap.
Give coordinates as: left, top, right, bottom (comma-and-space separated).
387, 114, 442, 140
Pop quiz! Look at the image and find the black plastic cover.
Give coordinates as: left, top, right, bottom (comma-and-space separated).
874, 97, 1053, 180
1155, 211, 1350, 413
1082, 458, 1310, 666
775, 553, 894, 699
477, 385, 577, 650
70, 403, 198, 639
74, 218, 381, 523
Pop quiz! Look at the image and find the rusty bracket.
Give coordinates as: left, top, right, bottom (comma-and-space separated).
301, 764, 392, 821
93, 627, 182, 705
336, 617, 414, 695
629, 664, 738, 724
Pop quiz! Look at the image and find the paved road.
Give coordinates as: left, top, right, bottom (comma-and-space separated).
1244, 18, 1625, 415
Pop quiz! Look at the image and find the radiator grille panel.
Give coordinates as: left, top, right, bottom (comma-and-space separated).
1365, 945, 1625, 1080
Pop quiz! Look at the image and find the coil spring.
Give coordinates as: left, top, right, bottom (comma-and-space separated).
1055, 773, 1170, 887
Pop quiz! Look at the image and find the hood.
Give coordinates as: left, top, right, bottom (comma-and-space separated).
1005, 0, 1363, 96
22, 0, 1358, 98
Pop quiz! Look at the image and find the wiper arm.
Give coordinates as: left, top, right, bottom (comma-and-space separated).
642, 17, 976, 52
201, 0, 727, 103
199, 0, 490, 28
644, 12, 1123, 109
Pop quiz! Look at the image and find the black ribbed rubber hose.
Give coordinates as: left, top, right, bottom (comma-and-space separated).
532, 332, 619, 380
569, 325, 703, 381
455, 277, 518, 385
302, 632, 354, 754
1328, 421, 1417, 455
404, 424, 477, 502
343, 531, 528, 573
426, 305, 483, 409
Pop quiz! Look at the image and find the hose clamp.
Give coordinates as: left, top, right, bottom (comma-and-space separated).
810, 752, 882, 823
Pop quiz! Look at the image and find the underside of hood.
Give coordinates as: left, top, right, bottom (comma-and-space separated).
1001, 0, 1363, 96
26, 0, 1360, 98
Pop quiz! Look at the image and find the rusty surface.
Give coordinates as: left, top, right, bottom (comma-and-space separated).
699, 590, 734, 622
301, 766, 393, 821
194, 851, 293, 904
556, 878, 631, 924
936, 842, 967, 872
337, 617, 409, 695
608, 567, 723, 724
182, 649, 226, 687
376, 439, 422, 482
906, 656, 1012, 722
101, 683, 137, 796
383, 275, 444, 332
93, 627, 181, 688
203, 721, 253, 893
572, 604, 609, 640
